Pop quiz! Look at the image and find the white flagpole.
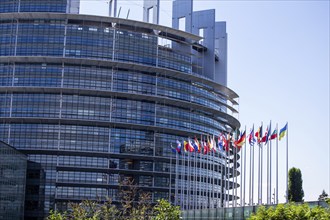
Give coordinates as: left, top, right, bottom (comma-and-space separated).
212, 138, 215, 208
220, 143, 224, 207
276, 123, 279, 204
243, 126, 247, 207
258, 142, 261, 205
251, 141, 254, 206
205, 149, 208, 209
235, 134, 238, 207
240, 144, 243, 207
194, 146, 198, 209
169, 153, 172, 202
188, 148, 191, 209
206, 138, 209, 208
198, 139, 201, 209
233, 146, 235, 207
249, 125, 254, 206
260, 122, 263, 205
270, 128, 272, 204
182, 144, 185, 209
224, 146, 227, 207
202, 141, 206, 209
267, 139, 269, 204
286, 123, 289, 203
175, 150, 179, 206
204, 139, 207, 209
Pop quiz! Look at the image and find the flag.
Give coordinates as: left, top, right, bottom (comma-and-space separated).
234, 130, 246, 149
210, 136, 217, 152
187, 139, 195, 152
207, 137, 212, 152
191, 138, 199, 152
218, 135, 224, 151
249, 126, 256, 146
203, 140, 209, 154
255, 125, 263, 144
265, 122, 271, 144
270, 129, 278, 140
184, 140, 189, 152
171, 144, 176, 153
176, 140, 182, 154
194, 137, 201, 153
223, 134, 230, 152
279, 123, 288, 141
260, 123, 271, 144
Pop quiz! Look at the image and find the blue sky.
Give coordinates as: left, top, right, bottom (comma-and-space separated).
80, 0, 329, 203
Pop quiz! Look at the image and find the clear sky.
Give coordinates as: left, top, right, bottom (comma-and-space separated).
80, 0, 330, 203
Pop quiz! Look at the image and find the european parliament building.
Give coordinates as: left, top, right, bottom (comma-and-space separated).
0, 0, 240, 218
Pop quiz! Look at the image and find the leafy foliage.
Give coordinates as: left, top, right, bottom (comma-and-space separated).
153, 199, 181, 220
47, 179, 181, 220
249, 202, 330, 220
288, 167, 304, 202
318, 190, 329, 201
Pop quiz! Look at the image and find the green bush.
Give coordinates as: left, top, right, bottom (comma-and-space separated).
249, 202, 330, 220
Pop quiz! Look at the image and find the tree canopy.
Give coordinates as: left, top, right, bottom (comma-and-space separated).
249, 200, 330, 220
288, 167, 304, 202
47, 179, 181, 220
318, 190, 329, 201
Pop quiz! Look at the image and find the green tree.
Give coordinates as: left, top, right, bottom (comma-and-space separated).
249, 202, 330, 220
153, 199, 181, 220
47, 179, 180, 219
288, 167, 304, 202
318, 190, 329, 201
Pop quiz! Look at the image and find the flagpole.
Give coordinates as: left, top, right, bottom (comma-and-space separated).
240, 144, 244, 207
276, 123, 278, 204
195, 149, 197, 209
220, 143, 224, 207
182, 143, 185, 209
188, 148, 191, 209
193, 149, 195, 209
261, 141, 263, 205
258, 142, 261, 205
270, 127, 272, 204
249, 135, 252, 206
234, 146, 236, 207
224, 136, 227, 207
224, 145, 227, 207
267, 140, 269, 204
251, 141, 254, 206
202, 141, 206, 209
204, 139, 206, 208
206, 138, 209, 208
169, 152, 172, 202
175, 150, 178, 206
243, 126, 247, 206
233, 146, 235, 207
212, 137, 215, 208
199, 136, 202, 209
286, 123, 289, 203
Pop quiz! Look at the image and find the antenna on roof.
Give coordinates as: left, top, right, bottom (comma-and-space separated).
117, 6, 122, 18
126, 9, 130, 19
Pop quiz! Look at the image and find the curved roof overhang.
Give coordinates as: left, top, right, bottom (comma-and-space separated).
0, 12, 202, 43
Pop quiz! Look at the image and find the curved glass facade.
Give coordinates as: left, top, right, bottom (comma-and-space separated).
0, 2, 240, 217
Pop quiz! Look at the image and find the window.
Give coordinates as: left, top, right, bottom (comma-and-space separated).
178, 17, 186, 31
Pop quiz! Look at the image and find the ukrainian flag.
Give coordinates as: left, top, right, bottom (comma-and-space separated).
279, 123, 288, 141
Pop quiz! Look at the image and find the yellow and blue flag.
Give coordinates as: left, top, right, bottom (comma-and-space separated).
279, 123, 288, 141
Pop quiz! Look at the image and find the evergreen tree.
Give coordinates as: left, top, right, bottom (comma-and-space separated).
288, 167, 304, 202
318, 190, 329, 201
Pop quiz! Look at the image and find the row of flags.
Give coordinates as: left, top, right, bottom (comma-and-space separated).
251, 122, 288, 146
171, 123, 288, 155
